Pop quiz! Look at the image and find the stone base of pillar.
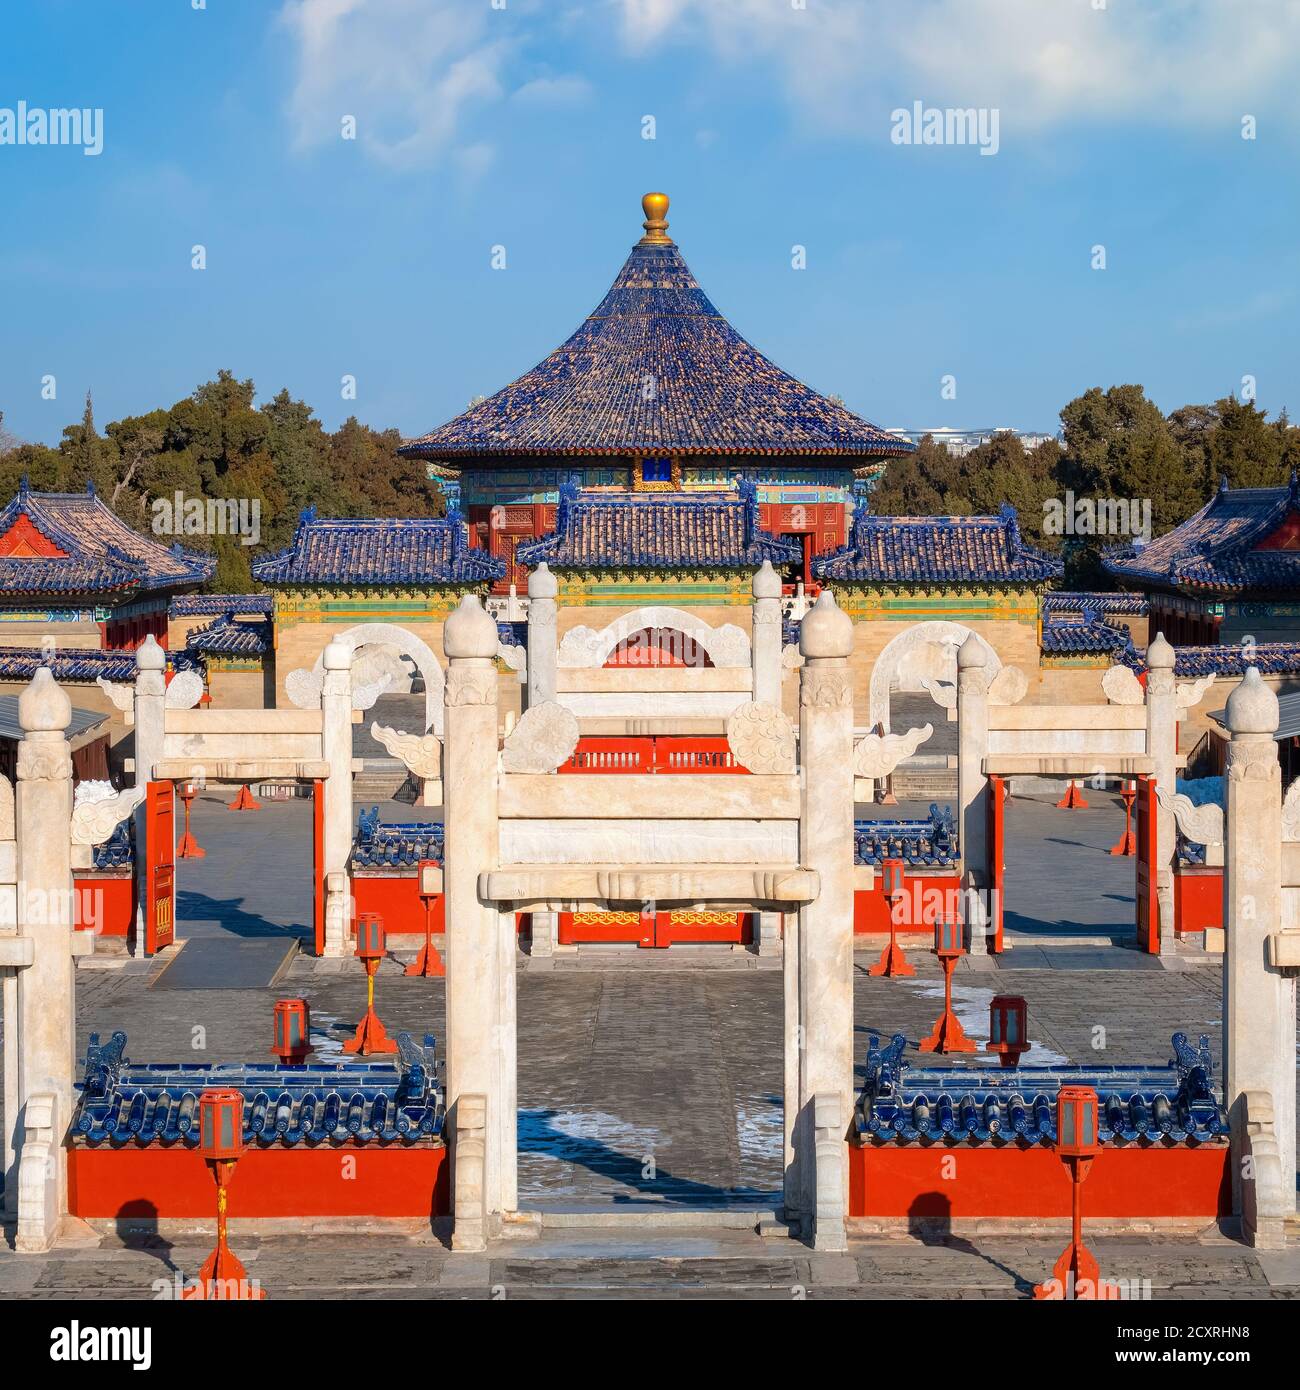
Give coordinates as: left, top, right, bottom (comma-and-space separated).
451, 1094, 489, 1254
321, 873, 352, 958
755, 912, 783, 957
14, 1093, 60, 1254
529, 911, 557, 958
964, 873, 989, 956
811, 1092, 848, 1253
1236, 1091, 1292, 1250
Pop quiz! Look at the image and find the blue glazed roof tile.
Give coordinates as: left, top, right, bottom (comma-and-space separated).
1041, 590, 1148, 616
857, 1032, 1227, 1147
184, 614, 271, 657
814, 504, 1062, 585
1040, 611, 1133, 657
352, 809, 444, 869
72, 1030, 444, 1148
1105, 477, 1300, 594
855, 806, 958, 867
251, 507, 504, 587
400, 202, 911, 462
0, 645, 138, 682
515, 479, 802, 571
0, 482, 214, 596
170, 593, 273, 617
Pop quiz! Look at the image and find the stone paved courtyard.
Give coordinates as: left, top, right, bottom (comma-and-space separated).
2, 792, 1296, 1300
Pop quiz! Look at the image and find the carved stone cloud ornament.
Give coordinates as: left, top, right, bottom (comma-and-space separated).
853, 724, 933, 779
501, 702, 581, 773
725, 701, 796, 774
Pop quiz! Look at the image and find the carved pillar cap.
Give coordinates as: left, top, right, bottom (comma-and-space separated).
527, 562, 558, 600
957, 633, 987, 669
752, 559, 782, 600
799, 591, 852, 660
444, 592, 499, 659
323, 638, 353, 671
19, 668, 71, 734
1226, 665, 1279, 736
1147, 631, 1175, 670
136, 633, 166, 671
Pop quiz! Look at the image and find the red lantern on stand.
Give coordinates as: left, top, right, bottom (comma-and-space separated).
1109, 780, 1138, 856
918, 915, 976, 1053
271, 998, 312, 1065
183, 1089, 265, 1300
176, 781, 205, 859
1034, 1085, 1118, 1300
868, 857, 915, 978
405, 859, 446, 978
343, 912, 399, 1055
985, 994, 1029, 1068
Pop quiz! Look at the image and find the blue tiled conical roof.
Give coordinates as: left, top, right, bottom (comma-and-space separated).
402, 195, 910, 463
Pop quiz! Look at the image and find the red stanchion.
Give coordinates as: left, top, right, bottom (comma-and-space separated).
405, 859, 446, 978
1109, 780, 1137, 856
1056, 779, 1089, 809
176, 781, 205, 859
343, 913, 399, 1055
227, 784, 261, 812
918, 916, 976, 1054
183, 1090, 265, 1300
868, 857, 914, 978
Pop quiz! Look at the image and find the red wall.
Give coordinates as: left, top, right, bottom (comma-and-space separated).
854, 872, 962, 935
68, 1143, 448, 1219
1175, 868, 1222, 936
849, 1141, 1230, 1219
73, 875, 134, 938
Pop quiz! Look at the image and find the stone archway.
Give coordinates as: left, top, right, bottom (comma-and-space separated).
868, 621, 1001, 733
312, 623, 446, 734
558, 606, 750, 669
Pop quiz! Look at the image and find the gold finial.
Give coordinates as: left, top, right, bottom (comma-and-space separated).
639, 191, 671, 245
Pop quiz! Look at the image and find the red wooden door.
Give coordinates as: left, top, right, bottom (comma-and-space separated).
313, 779, 325, 956
145, 781, 175, 953
986, 773, 1005, 953
1135, 774, 1159, 953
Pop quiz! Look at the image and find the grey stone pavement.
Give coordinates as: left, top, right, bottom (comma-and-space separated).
2, 791, 1297, 1300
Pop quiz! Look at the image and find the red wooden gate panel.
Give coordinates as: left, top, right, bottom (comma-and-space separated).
1135, 773, 1159, 953
986, 773, 1005, 953
144, 781, 175, 954
313, 779, 325, 956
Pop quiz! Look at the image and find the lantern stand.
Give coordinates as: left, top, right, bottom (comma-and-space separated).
271, 998, 312, 1065
343, 912, 399, 1055
183, 1089, 265, 1301
985, 994, 1029, 1068
1034, 1085, 1118, 1300
868, 857, 914, 978
227, 782, 261, 812
1108, 780, 1137, 856
176, 781, 205, 860
918, 914, 976, 1053
405, 859, 446, 978
1055, 779, 1088, 810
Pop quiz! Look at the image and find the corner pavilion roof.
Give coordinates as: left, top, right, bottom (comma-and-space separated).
0, 481, 214, 598
1104, 476, 1300, 595
401, 194, 912, 464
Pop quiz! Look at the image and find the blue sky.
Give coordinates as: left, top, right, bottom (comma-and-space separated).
2, 0, 1297, 447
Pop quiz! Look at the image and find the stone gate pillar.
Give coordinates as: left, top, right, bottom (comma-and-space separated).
751, 560, 783, 709
794, 592, 855, 1250
442, 594, 508, 1249
320, 639, 355, 958
1222, 667, 1295, 1246
13, 670, 76, 1251
131, 635, 166, 958
526, 562, 558, 711
956, 635, 989, 952
1145, 633, 1178, 956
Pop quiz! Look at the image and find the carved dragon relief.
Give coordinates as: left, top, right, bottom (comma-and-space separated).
853, 723, 934, 780
725, 701, 796, 774
501, 701, 580, 774
370, 723, 442, 779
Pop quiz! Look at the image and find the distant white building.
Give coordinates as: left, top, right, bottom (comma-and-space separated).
885, 427, 1059, 456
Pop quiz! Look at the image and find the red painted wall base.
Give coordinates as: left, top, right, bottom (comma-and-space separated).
854, 873, 962, 935
848, 1141, 1230, 1220
1174, 868, 1222, 937
68, 1143, 449, 1220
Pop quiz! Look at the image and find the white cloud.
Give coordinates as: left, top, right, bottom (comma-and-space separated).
616, 0, 1300, 135
511, 74, 594, 106
278, 0, 509, 169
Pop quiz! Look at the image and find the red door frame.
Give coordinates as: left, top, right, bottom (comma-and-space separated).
986, 773, 1005, 953
144, 781, 175, 954
1135, 774, 1159, 954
